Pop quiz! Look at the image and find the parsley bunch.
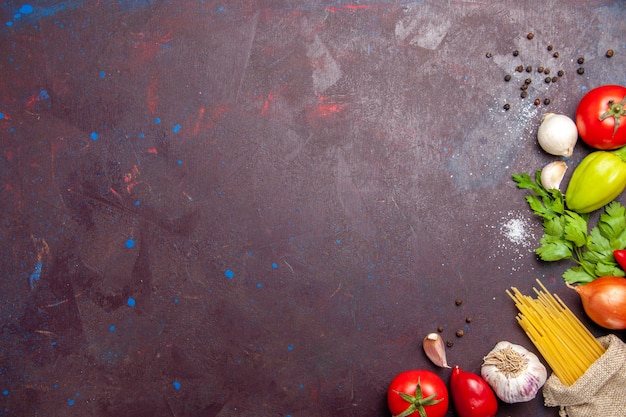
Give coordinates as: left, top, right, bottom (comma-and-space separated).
512, 170, 626, 284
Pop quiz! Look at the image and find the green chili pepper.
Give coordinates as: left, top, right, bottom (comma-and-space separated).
565, 146, 626, 213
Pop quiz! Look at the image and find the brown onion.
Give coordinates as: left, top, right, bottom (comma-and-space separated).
571, 276, 626, 330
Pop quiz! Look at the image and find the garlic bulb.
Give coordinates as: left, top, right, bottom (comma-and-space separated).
537, 113, 578, 157
480, 341, 547, 403
540, 160, 567, 190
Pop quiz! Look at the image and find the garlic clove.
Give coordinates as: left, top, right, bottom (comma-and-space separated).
540, 160, 568, 190
537, 113, 578, 157
423, 333, 450, 368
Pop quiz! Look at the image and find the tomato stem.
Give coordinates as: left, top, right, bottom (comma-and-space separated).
599, 95, 626, 137
392, 378, 443, 417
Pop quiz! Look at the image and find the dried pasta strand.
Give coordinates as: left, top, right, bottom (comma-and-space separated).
507, 280, 605, 386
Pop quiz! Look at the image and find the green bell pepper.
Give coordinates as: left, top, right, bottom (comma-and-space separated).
566, 146, 626, 213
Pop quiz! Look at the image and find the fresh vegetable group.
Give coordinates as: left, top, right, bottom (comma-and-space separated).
388, 367, 498, 417
514, 84, 626, 330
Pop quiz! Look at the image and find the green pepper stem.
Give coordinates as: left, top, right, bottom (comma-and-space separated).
611, 145, 626, 162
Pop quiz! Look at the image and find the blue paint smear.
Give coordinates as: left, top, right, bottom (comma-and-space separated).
127, 297, 136, 307
29, 261, 42, 289
100, 70, 106, 78
172, 381, 181, 390
224, 269, 234, 279
19, 5, 35, 14
2, 390, 8, 396
109, 325, 115, 332
172, 124, 181, 133
271, 263, 278, 269
154, 117, 161, 124
90, 132, 99, 140
0, 112, 4, 119
125, 238, 135, 248
68, 398, 75, 406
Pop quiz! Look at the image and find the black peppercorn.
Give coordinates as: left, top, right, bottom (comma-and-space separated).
537, 66, 544, 73
544, 98, 551, 105
516, 65, 523, 72
577, 57, 585, 64
557, 70, 564, 77
527, 32, 534, 39
547, 44, 553, 51
607, 49, 614, 58
465, 316, 473, 323
525, 65, 532, 72
553, 51, 559, 58
446, 340, 454, 348
525, 78, 532, 84
520, 84, 528, 91
534, 98, 541, 105
552, 76, 558, 83
513, 50, 519, 57
503, 103, 511, 111
455, 298, 463, 306
544, 68, 551, 75
577, 67, 585, 75
545, 76, 551, 83
437, 325, 444, 332
504, 74, 511, 81
485, 52, 492, 58
521, 91, 528, 98
456, 329, 464, 338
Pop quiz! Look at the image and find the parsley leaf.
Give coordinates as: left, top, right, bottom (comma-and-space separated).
513, 170, 626, 284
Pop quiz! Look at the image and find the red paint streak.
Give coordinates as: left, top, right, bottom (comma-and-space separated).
307, 95, 346, 120
146, 77, 159, 115
325, 4, 381, 13
145, 147, 159, 155
192, 107, 206, 136
261, 91, 278, 116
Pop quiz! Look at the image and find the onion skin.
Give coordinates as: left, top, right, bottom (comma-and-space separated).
572, 276, 626, 330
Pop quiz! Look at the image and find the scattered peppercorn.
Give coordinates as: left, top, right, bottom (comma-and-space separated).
446, 340, 454, 348
520, 84, 528, 91
521, 91, 528, 98
485, 52, 492, 58
515, 65, 524, 72
577, 57, 585, 64
455, 298, 463, 306
456, 329, 464, 338
544, 98, 551, 105
524, 78, 532, 84
525, 65, 532, 72
503, 103, 510, 111
544, 76, 551, 84
547, 44, 553, 51
465, 316, 473, 323
557, 70, 564, 77
544, 68, 551, 74
534, 98, 541, 105
527, 32, 534, 40
504, 74, 511, 81
512, 50, 519, 57
577, 67, 585, 75
437, 325, 444, 333
606, 49, 614, 58
553, 51, 559, 58
552, 76, 558, 83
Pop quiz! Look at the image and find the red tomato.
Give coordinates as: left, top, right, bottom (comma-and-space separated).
576, 85, 626, 150
387, 370, 449, 417
449, 366, 498, 417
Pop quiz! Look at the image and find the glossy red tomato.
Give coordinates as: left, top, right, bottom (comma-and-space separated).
449, 366, 498, 417
576, 85, 626, 150
387, 370, 449, 417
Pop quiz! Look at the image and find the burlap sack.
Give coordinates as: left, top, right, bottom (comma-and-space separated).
542, 334, 626, 417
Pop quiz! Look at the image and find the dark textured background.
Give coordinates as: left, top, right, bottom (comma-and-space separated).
1, 1, 626, 416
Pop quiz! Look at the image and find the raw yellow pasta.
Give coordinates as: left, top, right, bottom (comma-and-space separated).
507, 280, 605, 386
